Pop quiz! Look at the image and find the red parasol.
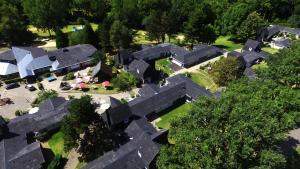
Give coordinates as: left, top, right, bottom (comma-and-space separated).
79, 83, 86, 89
101, 81, 110, 87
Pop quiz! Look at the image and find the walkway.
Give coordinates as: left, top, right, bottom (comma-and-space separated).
64, 149, 79, 169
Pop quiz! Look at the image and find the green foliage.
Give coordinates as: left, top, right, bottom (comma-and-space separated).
99, 17, 112, 53
55, 28, 68, 49
184, 3, 216, 45
288, 15, 300, 28
47, 155, 63, 169
236, 12, 268, 41
61, 95, 113, 161
37, 82, 44, 90
69, 21, 99, 48
112, 72, 137, 91
257, 41, 300, 88
0, 1, 34, 46
3, 78, 23, 84
15, 110, 28, 116
91, 51, 104, 65
110, 20, 133, 49
157, 79, 300, 169
210, 57, 243, 86
63, 72, 75, 81
31, 90, 58, 107
23, 0, 69, 33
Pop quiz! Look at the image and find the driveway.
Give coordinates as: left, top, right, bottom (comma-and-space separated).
0, 85, 38, 119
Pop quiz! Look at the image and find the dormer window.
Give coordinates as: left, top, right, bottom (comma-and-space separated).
137, 69, 140, 74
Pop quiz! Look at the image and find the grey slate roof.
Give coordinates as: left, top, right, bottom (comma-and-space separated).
128, 59, 150, 80
242, 51, 271, 67
50, 44, 97, 70
15, 47, 47, 58
92, 61, 102, 78
0, 97, 70, 169
0, 50, 15, 62
133, 43, 172, 61
173, 45, 223, 67
273, 39, 292, 48
243, 68, 257, 80
138, 84, 160, 96
228, 51, 242, 58
243, 39, 262, 52
84, 119, 161, 169
266, 26, 281, 40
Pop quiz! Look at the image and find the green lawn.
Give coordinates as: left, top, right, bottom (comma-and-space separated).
214, 36, 243, 51
67, 84, 119, 95
155, 58, 174, 75
29, 23, 99, 37
156, 103, 192, 129
262, 47, 280, 54
133, 30, 185, 45
190, 70, 218, 93
76, 162, 87, 169
48, 132, 68, 157
252, 62, 268, 71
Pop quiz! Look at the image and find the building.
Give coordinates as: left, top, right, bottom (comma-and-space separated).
0, 44, 97, 78
171, 45, 224, 68
270, 39, 292, 49
0, 97, 70, 169
243, 67, 257, 80
103, 74, 218, 127
243, 39, 262, 52
242, 51, 270, 67
127, 59, 158, 83
83, 118, 167, 169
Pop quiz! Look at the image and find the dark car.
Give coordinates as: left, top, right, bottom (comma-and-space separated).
60, 82, 71, 90
5, 83, 19, 90
25, 84, 37, 91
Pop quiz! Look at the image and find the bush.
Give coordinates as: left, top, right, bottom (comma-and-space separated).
31, 90, 58, 107
37, 82, 44, 90
43, 72, 52, 78
15, 110, 28, 116
112, 72, 137, 91
4, 78, 23, 84
63, 72, 75, 81
47, 155, 63, 169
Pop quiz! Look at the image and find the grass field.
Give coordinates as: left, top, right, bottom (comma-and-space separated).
156, 103, 192, 129
76, 162, 87, 169
133, 30, 185, 45
252, 62, 268, 71
262, 47, 280, 54
48, 132, 68, 157
67, 84, 119, 95
29, 23, 99, 37
214, 36, 243, 51
155, 58, 174, 75
190, 70, 218, 93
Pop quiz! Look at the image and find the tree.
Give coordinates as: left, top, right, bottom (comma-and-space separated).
55, 28, 68, 49
69, 21, 99, 48
61, 95, 113, 161
99, 17, 112, 53
157, 79, 300, 169
257, 41, 300, 88
112, 72, 137, 91
210, 57, 243, 86
184, 3, 217, 46
0, 2, 34, 46
31, 90, 58, 107
91, 51, 104, 64
109, 20, 133, 49
23, 0, 69, 35
237, 12, 268, 41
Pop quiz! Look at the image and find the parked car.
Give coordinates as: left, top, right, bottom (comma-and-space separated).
60, 82, 71, 90
5, 83, 19, 90
25, 84, 36, 91
47, 76, 57, 82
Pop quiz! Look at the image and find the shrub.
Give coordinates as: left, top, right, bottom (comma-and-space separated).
43, 72, 52, 78
15, 110, 28, 116
4, 78, 23, 84
31, 90, 58, 107
37, 82, 44, 90
112, 72, 137, 91
63, 72, 75, 81
47, 155, 63, 169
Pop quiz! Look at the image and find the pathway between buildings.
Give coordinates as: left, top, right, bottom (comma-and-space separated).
64, 149, 79, 169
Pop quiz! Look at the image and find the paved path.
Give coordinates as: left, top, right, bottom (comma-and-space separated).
64, 149, 79, 169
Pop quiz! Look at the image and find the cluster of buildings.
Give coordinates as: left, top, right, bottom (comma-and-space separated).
0, 44, 97, 78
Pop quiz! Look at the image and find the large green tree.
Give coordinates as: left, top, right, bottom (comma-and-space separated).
61, 95, 113, 161
112, 71, 137, 91
157, 79, 300, 169
55, 28, 68, 49
210, 57, 243, 86
23, 0, 69, 35
0, 1, 34, 46
184, 3, 217, 45
69, 21, 99, 48
257, 41, 300, 89
109, 20, 133, 49
237, 11, 267, 41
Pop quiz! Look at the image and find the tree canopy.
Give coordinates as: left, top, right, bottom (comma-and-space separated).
157, 79, 300, 169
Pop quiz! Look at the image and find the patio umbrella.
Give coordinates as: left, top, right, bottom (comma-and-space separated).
79, 83, 86, 89
101, 81, 110, 87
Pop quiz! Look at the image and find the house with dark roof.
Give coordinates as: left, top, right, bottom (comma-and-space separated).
243, 39, 262, 52
259, 26, 281, 41
103, 74, 217, 127
270, 38, 292, 49
91, 61, 114, 81
171, 45, 224, 68
127, 59, 158, 83
83, 118, 166, 169
0, 44, 97, 78
243, 67, 257, 80
0, 97, 70, 169
242, 51, 270, 67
